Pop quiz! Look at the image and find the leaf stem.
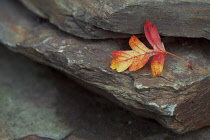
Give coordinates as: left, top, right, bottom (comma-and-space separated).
166, 52, 193, 70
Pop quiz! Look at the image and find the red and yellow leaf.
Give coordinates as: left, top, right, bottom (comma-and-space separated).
144, 21, 165, 51
110, 21, 192, 77
129, 54, 152, 71
129, 35, 151, 53
151, 52, 166, 77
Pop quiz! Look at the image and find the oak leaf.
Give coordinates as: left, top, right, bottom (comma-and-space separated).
110, 21, 192, 77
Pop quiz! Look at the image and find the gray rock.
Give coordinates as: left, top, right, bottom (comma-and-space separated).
19, 0, 210, 39
0, 45, 171, 140
1, 39, 210, 140
0, 0, 210, 134
0, 47, 73, 139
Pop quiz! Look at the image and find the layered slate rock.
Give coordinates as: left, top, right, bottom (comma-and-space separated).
0, 0, 210, 134
19, 0, 210, 39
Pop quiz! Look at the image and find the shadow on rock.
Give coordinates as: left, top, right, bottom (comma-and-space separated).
53, 71, 171, 140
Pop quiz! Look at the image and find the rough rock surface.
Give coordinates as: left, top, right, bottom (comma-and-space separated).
1, 43, 210, 140
0, 0, 210, 134
0, 46, 171, 140
19, 0, 210, 39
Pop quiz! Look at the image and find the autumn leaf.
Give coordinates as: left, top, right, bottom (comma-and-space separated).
110, 21, 192, 77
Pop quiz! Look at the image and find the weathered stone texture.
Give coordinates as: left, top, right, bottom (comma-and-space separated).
0, 0, 210, 134
19, 0, 210, 39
